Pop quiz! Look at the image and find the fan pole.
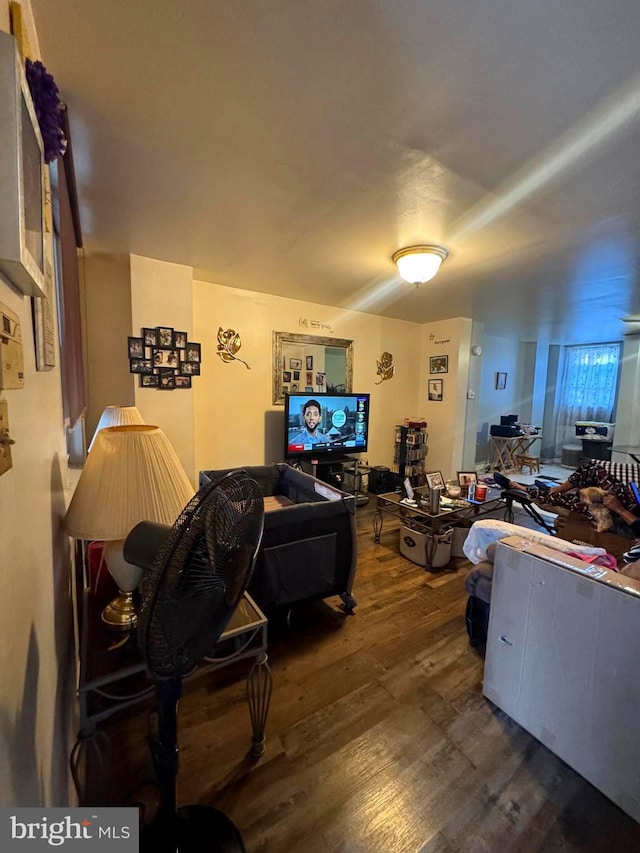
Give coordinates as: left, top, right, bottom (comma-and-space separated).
153, 676, 182, 817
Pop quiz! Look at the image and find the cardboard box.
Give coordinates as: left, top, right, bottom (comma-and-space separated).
483, 536, 640, 823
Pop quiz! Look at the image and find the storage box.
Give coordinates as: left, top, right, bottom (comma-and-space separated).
399, 525, 451, 568
483, 536, 640, 823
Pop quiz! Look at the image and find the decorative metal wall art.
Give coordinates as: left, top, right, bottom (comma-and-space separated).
127, 326, 201, 389
216, 327, 250, 369
375, 351, 395, 384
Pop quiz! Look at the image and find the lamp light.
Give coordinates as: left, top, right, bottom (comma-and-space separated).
392, 245, 448, 286
88, 405, 145, 451
64, 425, 195, 630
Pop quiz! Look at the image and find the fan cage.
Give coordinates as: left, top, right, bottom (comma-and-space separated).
139, 471, 264, 679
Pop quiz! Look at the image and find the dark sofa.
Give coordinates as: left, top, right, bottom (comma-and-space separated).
199, 463, 357, 615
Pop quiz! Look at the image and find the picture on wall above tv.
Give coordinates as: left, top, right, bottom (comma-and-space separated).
285, 392, 370, 459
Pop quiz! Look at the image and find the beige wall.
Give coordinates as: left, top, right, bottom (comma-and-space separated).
420, 318, 473, 481
0, 1, 75, 806
83, 252, 133, 439
193, 280, 423, 475
131, 254, 196, 484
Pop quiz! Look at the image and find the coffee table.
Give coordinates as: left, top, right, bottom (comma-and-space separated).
373, 488, 506, 566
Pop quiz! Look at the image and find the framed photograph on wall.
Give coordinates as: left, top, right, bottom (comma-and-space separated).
174, 331, 187, 349
290, 358, 302, 370
143, 327, 158, 347
128, 336, 144, 359
306, 355, 314, 370
426, 471, 445, 491
496, 371, 507, 390
157, 326, 174, 348
428, 378, 443, 401
283, 370, 292, 383
429, 355, 448, 374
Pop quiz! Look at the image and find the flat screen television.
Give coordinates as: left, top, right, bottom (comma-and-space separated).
285, 391, 370, 459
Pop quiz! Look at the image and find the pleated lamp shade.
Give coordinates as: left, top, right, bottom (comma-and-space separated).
88, 405, 145, 451
64, 424, 195, 541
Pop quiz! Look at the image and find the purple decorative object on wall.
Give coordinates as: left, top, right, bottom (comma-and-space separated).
25, 59, 67, 163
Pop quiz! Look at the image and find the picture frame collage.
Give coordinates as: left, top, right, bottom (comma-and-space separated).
128, 326, 202, 389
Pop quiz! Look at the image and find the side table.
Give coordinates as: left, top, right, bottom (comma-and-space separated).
71, 579, 272, 805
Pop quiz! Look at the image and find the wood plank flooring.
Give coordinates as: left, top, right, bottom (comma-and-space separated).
104, 501, 640, 852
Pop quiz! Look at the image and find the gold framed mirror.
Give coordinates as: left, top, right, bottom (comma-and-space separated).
272, 331, 354, 405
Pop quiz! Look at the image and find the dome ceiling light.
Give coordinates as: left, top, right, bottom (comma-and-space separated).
392, 245, 449, 286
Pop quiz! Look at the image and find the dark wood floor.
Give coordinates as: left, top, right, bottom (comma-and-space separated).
105, 501, 640, 852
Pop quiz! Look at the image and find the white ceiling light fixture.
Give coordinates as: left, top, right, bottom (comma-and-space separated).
392, 245, 449, 286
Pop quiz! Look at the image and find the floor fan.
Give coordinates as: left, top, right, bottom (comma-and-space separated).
124, 471, 265, 852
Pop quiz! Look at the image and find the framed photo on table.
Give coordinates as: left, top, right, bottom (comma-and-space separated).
457, 471, 478, 487
426, 471, 445, 491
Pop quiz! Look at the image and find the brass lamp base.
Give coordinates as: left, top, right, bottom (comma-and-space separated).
101, 590, 138, 630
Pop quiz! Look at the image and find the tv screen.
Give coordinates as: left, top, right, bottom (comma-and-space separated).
285, 392, 370, 459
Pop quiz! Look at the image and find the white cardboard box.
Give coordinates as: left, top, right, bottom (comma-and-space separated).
483, 536, 640, 823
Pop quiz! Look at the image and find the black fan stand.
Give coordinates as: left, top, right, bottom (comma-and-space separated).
141, 677, 246, 853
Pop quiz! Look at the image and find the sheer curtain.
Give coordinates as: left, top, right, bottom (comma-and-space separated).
554, 343, 620, 455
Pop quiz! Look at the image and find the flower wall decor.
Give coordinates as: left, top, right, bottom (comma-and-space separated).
375, 351, 395, 384
216, 327, 250, 369
25, 60, 67, 163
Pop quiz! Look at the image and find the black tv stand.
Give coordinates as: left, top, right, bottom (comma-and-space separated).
295, 456, 370, 505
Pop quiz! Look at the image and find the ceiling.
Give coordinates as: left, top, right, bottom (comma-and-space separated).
30, 0, 640, 343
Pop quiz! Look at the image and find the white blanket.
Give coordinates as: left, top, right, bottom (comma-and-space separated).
463, 519, 607, 564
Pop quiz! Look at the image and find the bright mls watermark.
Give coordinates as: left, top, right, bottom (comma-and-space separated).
0, 808, 139, 850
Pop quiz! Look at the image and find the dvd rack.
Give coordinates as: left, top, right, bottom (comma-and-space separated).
392, 421, 428, 484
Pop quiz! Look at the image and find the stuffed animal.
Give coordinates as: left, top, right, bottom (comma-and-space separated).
579, 486, 614, 532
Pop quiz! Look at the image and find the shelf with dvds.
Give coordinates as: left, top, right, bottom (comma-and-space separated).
392, 419, 427, 485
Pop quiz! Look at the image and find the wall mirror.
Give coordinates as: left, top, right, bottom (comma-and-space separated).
272, 331, 354, 405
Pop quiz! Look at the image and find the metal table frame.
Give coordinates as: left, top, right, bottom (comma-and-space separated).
70, 545, 272, 804
373, 489, 507, 566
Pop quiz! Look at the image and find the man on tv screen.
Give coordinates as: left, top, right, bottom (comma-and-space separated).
289, 399, 327, 445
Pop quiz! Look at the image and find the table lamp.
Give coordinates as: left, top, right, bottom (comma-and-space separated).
88, 405, 145, 451
64, 425, 195, 629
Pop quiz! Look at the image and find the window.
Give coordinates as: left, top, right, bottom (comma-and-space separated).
554, 343, 621, 454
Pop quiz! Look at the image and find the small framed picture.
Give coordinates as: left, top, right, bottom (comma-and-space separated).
128, 336, 144, 359
290, 358, 302, 370
139, 373, 159, 387
430, 355, 448, 374
142, 328, 157, 347
152, 348, 180, 368
174, 375, 192, 388
305, 386, 313, 392
186, 342, 201, 363
130, 358, 153, 374
428, 378, 443, 401
174, 331, 187, 349
496, 371, 507, 390
426, 471, 445, 491
157, 326, 174, 348
306, 372, 313, 385
457, 471, 478, 487
283, 370, 292, 383
316, 372, 325, 386
282, 385, 290, 394
293, 370, 300, 381
291, 383, 299, 392
306, 355, 314, 370
180, 361, 200, 376
157, 368, 175, 389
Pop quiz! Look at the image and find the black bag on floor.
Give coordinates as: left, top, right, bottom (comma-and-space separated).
465, 595, 490, 648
